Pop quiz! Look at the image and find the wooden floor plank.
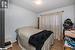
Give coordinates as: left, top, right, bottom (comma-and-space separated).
51, 40, 64, 50
8, 40, 64, 50
8, 42, 21, 50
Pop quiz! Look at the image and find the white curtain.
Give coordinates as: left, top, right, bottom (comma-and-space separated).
39, 12, 63, 40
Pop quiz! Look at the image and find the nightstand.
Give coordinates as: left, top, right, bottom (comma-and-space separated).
65, 47, 72, 50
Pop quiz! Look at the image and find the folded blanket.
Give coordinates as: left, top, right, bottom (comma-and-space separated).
65, 37, 75, 48
29, 30, 53, 50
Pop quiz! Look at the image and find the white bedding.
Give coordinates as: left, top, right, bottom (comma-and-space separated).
16, 27, 54, 50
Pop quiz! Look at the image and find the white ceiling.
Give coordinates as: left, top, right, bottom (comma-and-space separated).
9, 0, 75, 13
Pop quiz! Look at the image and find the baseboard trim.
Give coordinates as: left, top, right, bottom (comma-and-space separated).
11, 40, 17, 44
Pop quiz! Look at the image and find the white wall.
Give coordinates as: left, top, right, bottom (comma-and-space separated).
5, 4, 75, 43
5, 3, 37, 43
74, 4, 75, 23
39, 5, 75, 24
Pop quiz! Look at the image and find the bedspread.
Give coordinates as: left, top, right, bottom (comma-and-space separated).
16, 26, 54, 50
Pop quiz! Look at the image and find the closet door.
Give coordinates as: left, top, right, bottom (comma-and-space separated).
0, 9, 5, 48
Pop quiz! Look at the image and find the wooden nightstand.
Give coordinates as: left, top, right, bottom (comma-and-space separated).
65, 47, 72, 50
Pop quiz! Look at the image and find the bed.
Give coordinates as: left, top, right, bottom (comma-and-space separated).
16, 15, 55, 50
16, 26, 54, 50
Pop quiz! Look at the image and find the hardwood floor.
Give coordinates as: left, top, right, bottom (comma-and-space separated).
8, 42, 21, 50
51, 40, 64, 50
8, 40, 64, 50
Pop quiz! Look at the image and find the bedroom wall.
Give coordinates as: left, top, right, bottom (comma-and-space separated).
74, 4, 75, 24
39, 5, 75, 24
5, 3, 37, 43
74, 4, 75, 26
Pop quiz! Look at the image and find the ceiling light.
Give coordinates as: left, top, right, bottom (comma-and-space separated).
34, 0, 42, 5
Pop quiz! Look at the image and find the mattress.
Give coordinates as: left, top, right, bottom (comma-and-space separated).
16, 27, 54, 50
